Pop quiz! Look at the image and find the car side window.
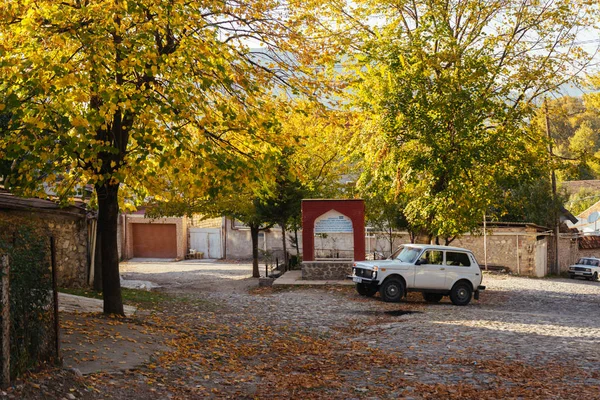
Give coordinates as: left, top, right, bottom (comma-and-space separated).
419, 250, 443, 265
446, 252, 471, 267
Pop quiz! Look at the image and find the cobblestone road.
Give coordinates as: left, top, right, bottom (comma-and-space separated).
121, 260, 600, 396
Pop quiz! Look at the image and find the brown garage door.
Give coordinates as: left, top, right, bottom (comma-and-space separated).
132, 223, 177, 258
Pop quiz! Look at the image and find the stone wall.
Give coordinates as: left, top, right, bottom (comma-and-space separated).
452, 233, 542, 276
367, 227, 549, 277
191, 216, 222, 228
558, 236, 600, 272
302, 261, 353, 280
0, 210, 88, 288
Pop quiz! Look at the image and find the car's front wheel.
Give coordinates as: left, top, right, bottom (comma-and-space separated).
356, 283, 378, 297
592, 272, 599, 281
449, 282, 472, 306
379, 278, 405, 302
423, 293, 443, 303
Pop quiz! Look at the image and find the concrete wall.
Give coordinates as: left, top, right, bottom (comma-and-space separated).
225, 222, 300, 261
0, 210, 88, 288
123, 214, 188, 260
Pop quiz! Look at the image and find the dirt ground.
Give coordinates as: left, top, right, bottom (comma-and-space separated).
4, 260, 600, 399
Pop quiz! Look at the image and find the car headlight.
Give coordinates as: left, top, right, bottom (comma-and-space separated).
352, 268, 356, 275
569, 267, 575, 270
371, 270, 377, 278
586, 268, 591, 272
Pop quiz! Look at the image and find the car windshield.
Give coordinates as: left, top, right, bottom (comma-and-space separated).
389, 246, 421, 263
577, 258, 599, 266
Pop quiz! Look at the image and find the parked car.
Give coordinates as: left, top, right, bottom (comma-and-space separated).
568, 257, 600, 281
350, 244, 485, 306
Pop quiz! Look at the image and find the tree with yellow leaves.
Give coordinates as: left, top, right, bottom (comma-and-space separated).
0, 0, 340, 314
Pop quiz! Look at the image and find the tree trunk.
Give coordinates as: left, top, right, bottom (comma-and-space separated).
409, 231, 416, 243
445, 236, 457, 246
95, 181, 124, 315
388, 226, 393, 255
281, 222, 288, 271
294, 228, 300, 256
250, 224, 260, 278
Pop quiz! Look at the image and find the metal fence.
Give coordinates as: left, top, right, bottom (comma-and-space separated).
0, 222, 60, 387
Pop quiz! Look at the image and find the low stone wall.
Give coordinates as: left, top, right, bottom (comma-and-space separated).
302, 261, 353, 280
0, 210, 88, 287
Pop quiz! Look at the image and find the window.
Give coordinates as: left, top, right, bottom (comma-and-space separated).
446, 252, 471, 267
419, 250, 443, 265
393, 246, 421, 263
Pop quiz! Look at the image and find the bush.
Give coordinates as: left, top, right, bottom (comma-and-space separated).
0, 219, 57, 379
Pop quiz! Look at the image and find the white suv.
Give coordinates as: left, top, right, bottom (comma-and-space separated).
350, 244, 485, 306
568, 257, 600, 281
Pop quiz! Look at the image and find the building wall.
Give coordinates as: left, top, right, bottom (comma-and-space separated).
225, 224, 296, 261
557, 236, 600, 272
123, 214, 187, 260
190, 216, 222, 228
455, 233, 542, 276
0, 210, 88, 287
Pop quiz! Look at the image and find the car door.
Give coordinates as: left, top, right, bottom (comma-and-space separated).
414, 249, 447, 289
444, 251, 477, 287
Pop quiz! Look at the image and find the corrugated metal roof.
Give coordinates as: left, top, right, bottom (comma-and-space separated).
0, 191, 87, 217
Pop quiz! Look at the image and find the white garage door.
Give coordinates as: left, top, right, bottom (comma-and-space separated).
189, 228, 222, 259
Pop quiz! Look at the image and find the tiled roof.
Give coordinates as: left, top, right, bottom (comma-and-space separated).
578, 235, 600, 250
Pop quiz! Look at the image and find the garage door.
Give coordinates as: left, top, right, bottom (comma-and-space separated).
189, 228, 222, 259
132, 223, 177, 258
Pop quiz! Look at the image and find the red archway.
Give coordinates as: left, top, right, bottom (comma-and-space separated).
301, 199, 365, 261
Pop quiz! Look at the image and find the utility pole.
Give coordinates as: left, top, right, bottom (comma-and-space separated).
483, 213, 488, 271
545, 99, 560, 275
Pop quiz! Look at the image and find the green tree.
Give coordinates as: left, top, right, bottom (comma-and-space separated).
339, 0, 599, 243
534, 96, 600, 181
256, 150, 306, 270
0, 1, 337, 314
363, 192, 410, 254
565, 187, 600, 217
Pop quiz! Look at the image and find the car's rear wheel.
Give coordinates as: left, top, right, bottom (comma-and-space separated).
379, 278, 405, 302
356, 283, 378, 297
423, 293, 443, 303
449, 282, 472, 306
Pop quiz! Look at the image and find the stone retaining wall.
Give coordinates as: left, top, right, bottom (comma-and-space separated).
302, 261, 353, 280
0, 210, 88, 287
